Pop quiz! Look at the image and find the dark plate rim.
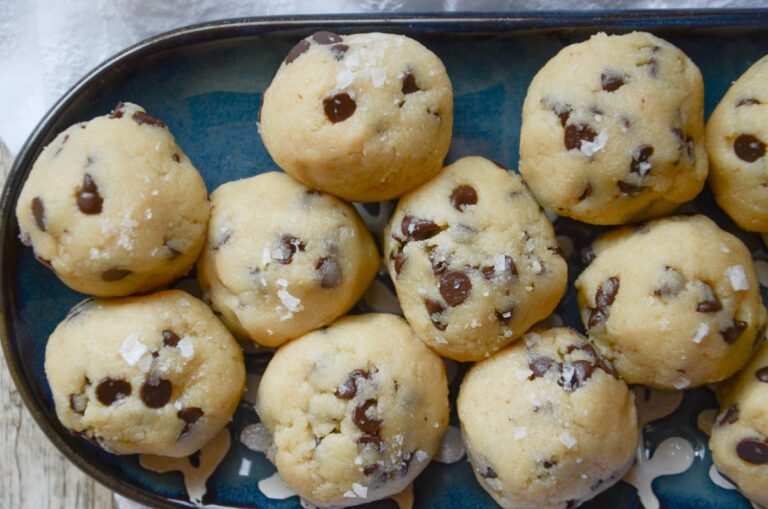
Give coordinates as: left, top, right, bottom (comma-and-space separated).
3, 10, 768, 509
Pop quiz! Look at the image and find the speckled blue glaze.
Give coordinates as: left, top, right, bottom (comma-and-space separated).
3, 12, 768, 509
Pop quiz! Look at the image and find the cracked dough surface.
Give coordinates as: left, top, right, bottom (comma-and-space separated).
576, 214, 766, 389
519, 31, 707, 225
458, 327, 638, 509
196, 172, 378, 347
256, 313, 449, 508
383, 156, 567, 361
259, 31, 453, 202
45, 290, 245, 458
16, 102, 209, 297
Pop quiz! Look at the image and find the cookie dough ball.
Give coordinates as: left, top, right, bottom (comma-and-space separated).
257, 314, 449, 507
383, 156, 567, 361
260, 31, 453, 202
197, 172, 378, 347
576, 215, 766, 389
458, 327, 638, 509
16, 102, 209, 297
706, 55, 768, 232
45, 290, 245, 457
520, 32, 707, 225
710, 340, 768, 507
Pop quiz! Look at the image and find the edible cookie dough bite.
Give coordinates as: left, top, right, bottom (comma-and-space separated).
197, 172, 378, 347
16, 102, 209, 297
519, 32, 707, 225
576, 215, 766, 389
383, 156, 567, 362
458, 327, 638, 509
45, 290, 245, 457
710, 340, 768, 507
706, 55, 768, 232
260, 31, 453, 202
256, 314, 449, 508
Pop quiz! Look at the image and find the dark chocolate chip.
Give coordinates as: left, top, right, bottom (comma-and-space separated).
323, 93, 356, 123
480, 466, 497, 479
402, 71, 420, 94
588, 277, 619, 328
736, 439, 768, 464
335, 369, 369, 399
275, 235, 305, 264
496, 307, 514, 325
734, 134, 766, 162
450, 185, 478, 211
95, 378, 131, 406
716, 405, 739, 426
140, 377, 172, 408
101, 268, 132, 282
564, 124, 597, 151
316, 256, 342, 289
560, 360, 595, 390
109, 102, 125, 119
617, 180, 644, 195
172, 153, 180, 163
578, 183, 592, 201
132, 111, 166, 128
285, 39, 310, 64
178, 407, 204, 436
737, 97, 761, 107
162, 329, 180, 347
401, 215, 441, 241
756, 367, 768, 383
722, 320, 748, 344
630, 145, 654, 175
392, 250, 406, 276
425, 299, 447, 331
427, 248, 448, 276
331, 44, 348, 60
481, 255, 518, 280
188, 451, 201, 468
601, 71, 627, 92
312, 31, 342, 45
696, 283, 722, 312
352, 399, 382, 433
31, 197, 46, 231
543, 459, 558, 469
439, 271, 472, 307
646, 57, 658, 77
543, 97, 572, 127
528, 355, 557, 379
76, 173, 103, 215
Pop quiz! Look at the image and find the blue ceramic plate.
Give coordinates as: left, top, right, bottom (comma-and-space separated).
3, 11, 768, 509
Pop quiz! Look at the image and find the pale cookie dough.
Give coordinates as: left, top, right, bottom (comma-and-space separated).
706, 54, 768, 232
520, 32, 707, 225
256, 313, 449, 508
16, 102, 209, 297
710, 339, 768, 507
458, 327, 638, 509
196, 172, 378, 347
383, 156, 567, 361
260, 31, 453, 202
576, 215, 766, 389
45, 290, 245, 457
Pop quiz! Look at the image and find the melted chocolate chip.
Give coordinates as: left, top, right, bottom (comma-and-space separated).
401, 215, 441, 241
101, 268, 132, 282
564, 124, 597, 151
316, 256, 342, 288
401, 71, 420, 94
630, 145, 654, 175
734, 134, 766, 162
722, 320, 748, 344
275, 235, 305, 264
528, 355, 558, 379
312, 31, 342, 45
178, 407, 204, 436
95, 378, 131, 406
425, 299, 447, 331
480, 466, 497, 479
601, 71, 627, 92
110, 102, 125, 119
496, 307, 514, 325
588, 277, 620, 328
162, 329, 180, 347
140, 377, 172, 408
756, 367, 768, 383
31, 197, 46, 231
323, 93, 356, 123
132, 111, 166, 128
450, 185, 478, 211
335, 369, 370, 399
736, 439, 768, 464
352, 399, 382, 433
331, 44, 348, 60
439, 271, 472, 307
285, 40, 310, 64
716, 405, 739, 426
696, 283, 722, 312
737, 97, 761, 107
76, 173, 103, 214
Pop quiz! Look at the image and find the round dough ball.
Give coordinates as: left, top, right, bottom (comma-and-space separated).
197, 172, 378, 347
45, 290, 245, 457
519, 32, 707, 225
256, 313, 449, 508
575, 215, 766, 389
706, 55, 768, 232
458, 327, 638, 509
260, 31, 453, 202
383, 156, 567, 361
710, 339, 768, 507
16, 102, 209, 297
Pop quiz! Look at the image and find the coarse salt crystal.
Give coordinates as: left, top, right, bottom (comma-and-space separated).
176, 337, 195, 358
335, 70, 355, 89
726, 265, 749, 291
119, 333, 147, 366
513, 427, 527, 440
414, 450, 429, 463
559, 431, 577, 449
516, 368, 533, 381
674, 377, 691, 390
579, 130, 608, 157
470, 319, 482, 329
692, 323, 709, 344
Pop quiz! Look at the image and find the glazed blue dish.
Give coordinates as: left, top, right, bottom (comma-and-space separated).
3, 11, 768, 509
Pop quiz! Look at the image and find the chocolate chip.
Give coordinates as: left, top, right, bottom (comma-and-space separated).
401, 71, 420, 94
630, 145, 654, 175
560, 360, 595, 390
482, 255, 518, 281
31, 197, 46, 231
335, 369, 369, 399
54, 134, 70, 156
101, 268, 132, 281
316, 256, 342, 288
188, 451, 201, 468
140, 377, 172, 408
439, 271, 472, 307
617, 180, 644, 195
588, 277, 619, 328
737, 97, 761, 107
654, 266, 684, 297
496, 307, 514, 325
425, 299, 447, 331
323, 93, 356, 123
645, 57, 658, 77
132, 111, 166, 128
358, 433, 383, 451
212, 230, 232, 251
543, 459, 558, 469
427, 248, 448, 276
312, 31, 342, 45
580, 246, 596, 266
528, 355, 558, 379
734, 134, 766, 162
756, 367, 768, 383
364, 464, 380, 476
621, 116, 632, 130
69, 393, 88, 415
716, 405, 739, 426
76, 173, 103, 214
392, 249, 406, 276
95, 378, 131, 406
172, 153, 180, 163
401, 215, 441, 241
450, 185, 478, 211
480, 466, 497, 478
722, 320, 748, 344
178, 407, 204, 436
543, 97, 571, 127
109, 102, 125, 118
392, 451, 414, 479
427, 108, 441, 121
736, 439, 768, 464
601, 71, 627, 92
331, 44, 348, 60
275, 235, 305, 264
564, 124, 597, 151
352, 399, 382, 433
285, 39, 310, 64
162, 329, 180, 347
578, 184, 592, 201
696, 283, 722, 312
